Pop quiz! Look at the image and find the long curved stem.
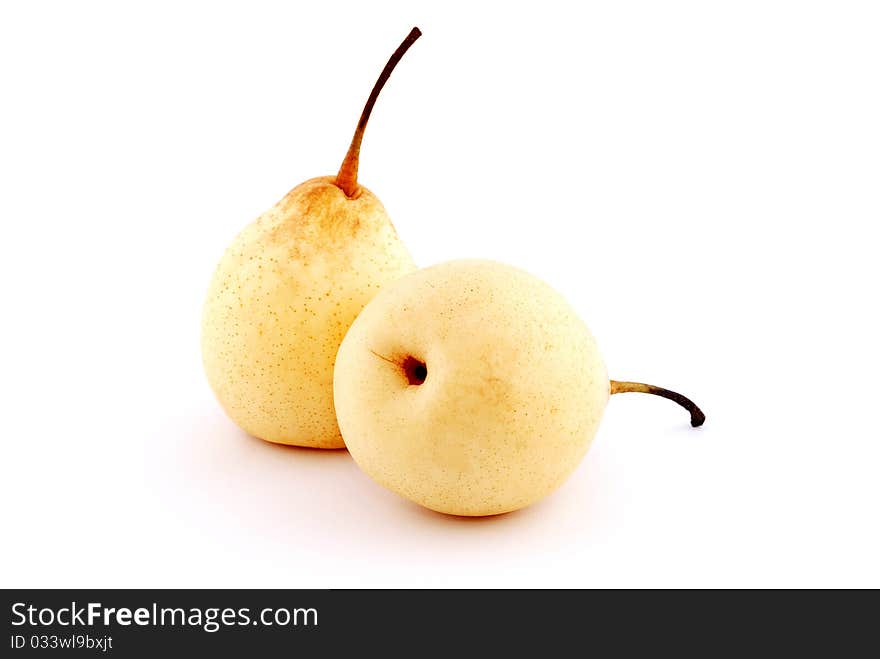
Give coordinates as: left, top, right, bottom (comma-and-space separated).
610, 380, 706, 427
335, 27, 422, 198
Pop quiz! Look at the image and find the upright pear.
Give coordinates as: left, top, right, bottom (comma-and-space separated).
202, 28, 422, 448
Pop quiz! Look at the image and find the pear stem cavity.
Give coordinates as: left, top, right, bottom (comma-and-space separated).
610, 380, 706, 427
335, 27, 422, 198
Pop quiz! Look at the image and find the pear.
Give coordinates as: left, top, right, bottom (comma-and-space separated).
333, 259, 704, 515
202, 28, 422, 448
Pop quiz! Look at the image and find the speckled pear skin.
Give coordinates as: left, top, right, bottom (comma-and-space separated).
333, 259, 610, 515
202, 176, 416, 448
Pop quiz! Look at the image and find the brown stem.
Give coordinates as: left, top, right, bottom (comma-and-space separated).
335, 27, 422, 198
610, 380, 706, 427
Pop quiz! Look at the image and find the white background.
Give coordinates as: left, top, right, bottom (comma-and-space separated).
2, 1, 878, 588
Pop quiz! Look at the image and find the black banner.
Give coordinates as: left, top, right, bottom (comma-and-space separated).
1, 589, 871, 655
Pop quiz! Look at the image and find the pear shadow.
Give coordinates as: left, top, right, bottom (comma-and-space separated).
230, 422, 578, 535
239, 429, 351, 455
169, 406, 604, 563
228, 426, 540, 529
208, 421, 354, 466
162, 408, 359, 500
403, 501, 527, 525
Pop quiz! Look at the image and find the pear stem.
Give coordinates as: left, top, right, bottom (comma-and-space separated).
610, 380, 706, 427
335, 27, 422, 198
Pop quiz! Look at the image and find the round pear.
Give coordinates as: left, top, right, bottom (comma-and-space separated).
202, 29, 422, 448
333, 259, 704, 515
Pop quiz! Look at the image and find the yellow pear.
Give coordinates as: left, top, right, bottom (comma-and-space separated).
202, 29, 422, 448
334, 260, 704, 515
